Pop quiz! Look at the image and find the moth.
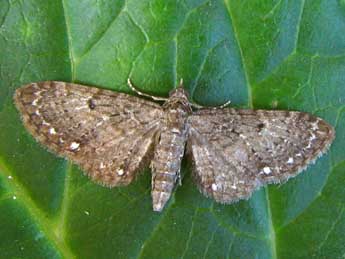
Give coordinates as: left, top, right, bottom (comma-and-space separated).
14, 80, 335, 211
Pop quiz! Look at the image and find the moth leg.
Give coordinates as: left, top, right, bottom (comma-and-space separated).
127, 79, 169, 102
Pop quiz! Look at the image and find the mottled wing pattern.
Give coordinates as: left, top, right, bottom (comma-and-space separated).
14, 81, 163, 186
187, 109, 334, 203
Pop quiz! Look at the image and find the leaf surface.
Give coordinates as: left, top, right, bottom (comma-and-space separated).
0, 0, 344, 258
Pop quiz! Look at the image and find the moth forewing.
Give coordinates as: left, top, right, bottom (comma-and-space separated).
14, 81, 163, 187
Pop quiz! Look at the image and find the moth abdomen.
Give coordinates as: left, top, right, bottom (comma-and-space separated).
151, 130, 187, 211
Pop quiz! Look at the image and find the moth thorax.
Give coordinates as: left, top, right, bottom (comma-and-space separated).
166, 107, 189, 129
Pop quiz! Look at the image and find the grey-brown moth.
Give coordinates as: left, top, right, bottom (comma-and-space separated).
14, 80, 335, 211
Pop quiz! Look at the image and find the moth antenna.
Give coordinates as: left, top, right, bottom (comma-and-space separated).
190, 102, 205, 109
190, 100, 231, 109
179, 78, 184, 87
214, 100, 231, 109
127, 79, 168, 102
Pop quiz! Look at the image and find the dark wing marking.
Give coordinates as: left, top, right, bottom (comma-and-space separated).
14, 81, 163, 186
187, 108, 334, 203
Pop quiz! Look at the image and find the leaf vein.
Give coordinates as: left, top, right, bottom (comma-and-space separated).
190, 38, 227, 98
210, 204, 264, 240
0, 159, 75, 258
0, 0, 10, 29
226, 236, 235, 259
61, 0, 76, 81
265, 187, 277, 259
181, 209, 198, 259
294, 0, 306, 51
53, 162, 73, 243
135, 193, 177, 259
202, 224, 219, 259
78, 1, 127, 62
316, 206, 345, 253
223, 0, 252, 108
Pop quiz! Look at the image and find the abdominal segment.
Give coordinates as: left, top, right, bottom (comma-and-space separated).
150, 123, 188, 211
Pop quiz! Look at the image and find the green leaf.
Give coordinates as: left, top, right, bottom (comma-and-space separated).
0, 0, 344, 258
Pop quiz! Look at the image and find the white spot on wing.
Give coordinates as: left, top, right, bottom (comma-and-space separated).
172, 128, 181, 134
117, 168, 124, 176
239, 134, 247, 139
263, 167, 272, 175
49, 128, 57, 135
100, 162, 105, 169
42, 120, 50, 126
312, 121, 319, 130
211, 183, 218, 191
75, 105, 88, 110
96, 121, 103, 127
287, 157, 294, 164
69, 142, 80, 150
32, 99, 38, 106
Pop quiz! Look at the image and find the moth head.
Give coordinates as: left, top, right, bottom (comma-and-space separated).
164, 80, 192, 112
168, 86, 189, 99
168, 78, 189, 99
